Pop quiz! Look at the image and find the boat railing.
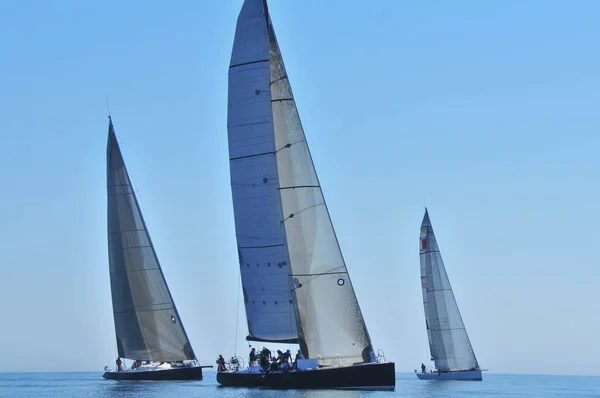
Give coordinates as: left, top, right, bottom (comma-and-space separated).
228, 356, 244, 372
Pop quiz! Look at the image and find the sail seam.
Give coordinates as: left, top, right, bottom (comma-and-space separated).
109, 229, 146, 235
291, 271, 349, 277
230, 59, 269, 69
228, 121, 271, 129
110, 267, 161, 274
278, 185, 320, 190
114, 308, 174, 314
109, 245, 151, 251
230, 150, 274, 161
239, 243, 284, 249
271, 98, 293, 102
429, 327, 468, 332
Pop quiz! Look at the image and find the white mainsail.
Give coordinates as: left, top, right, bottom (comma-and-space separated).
107, 117, 195, 361
420, 209, 479, 371
228, 0, 374, 366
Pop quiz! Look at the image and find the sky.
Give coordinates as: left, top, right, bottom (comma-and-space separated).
0, 0, 599, 376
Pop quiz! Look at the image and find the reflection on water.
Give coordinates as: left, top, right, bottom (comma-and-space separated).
230, 389, 367, 398
4, 371, 600, 398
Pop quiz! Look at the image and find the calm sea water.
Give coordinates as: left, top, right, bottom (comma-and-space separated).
1, 371, 599, 397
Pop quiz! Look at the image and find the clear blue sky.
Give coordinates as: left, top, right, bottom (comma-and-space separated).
0, 0, 598, 375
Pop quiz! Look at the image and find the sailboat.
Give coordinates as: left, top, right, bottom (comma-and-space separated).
103, 116, 211, 381
216, 0, 395, 390
415, 208, 483, 381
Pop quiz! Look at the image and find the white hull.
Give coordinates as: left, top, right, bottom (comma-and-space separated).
415, 369, 482, 381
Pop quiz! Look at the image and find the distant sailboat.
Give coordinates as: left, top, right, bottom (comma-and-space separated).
216, 0, 395, 390
416, 209, 483, 381
103, 116, 210, 381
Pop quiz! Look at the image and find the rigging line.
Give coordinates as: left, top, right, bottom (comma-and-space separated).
281, 202, 325, 224
275, 138, 306, 153
203, 366, 214, 378
234, 274, 241, 357
288, 293, 293, 355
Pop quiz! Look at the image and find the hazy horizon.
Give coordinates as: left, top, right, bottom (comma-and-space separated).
1, 0, 599, 376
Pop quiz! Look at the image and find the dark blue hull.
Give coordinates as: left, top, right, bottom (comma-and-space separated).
216, 362, 395, 390
103, 365, 209, 381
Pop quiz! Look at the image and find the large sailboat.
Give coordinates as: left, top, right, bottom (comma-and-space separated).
416, 209, 483, 381
216, 0, 395, 390
103, 116, 210, 381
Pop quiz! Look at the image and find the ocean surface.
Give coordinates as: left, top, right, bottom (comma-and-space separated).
1, 372, 599, 397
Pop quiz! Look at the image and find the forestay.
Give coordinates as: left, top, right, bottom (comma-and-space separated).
419, 209, 479, 371
106, 117, 195, 361
228, 0, 374, 366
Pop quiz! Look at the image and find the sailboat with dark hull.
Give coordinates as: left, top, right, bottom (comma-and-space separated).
217, 0, 395, 390
416, 209, 483, 381
103, 117, 210, 381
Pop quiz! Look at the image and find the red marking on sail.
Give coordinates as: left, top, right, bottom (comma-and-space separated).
421, 238, 427, 249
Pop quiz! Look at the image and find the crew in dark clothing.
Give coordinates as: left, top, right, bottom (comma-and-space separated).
280, 349, 292, 370
265, 350, 283, 374
115, 357, 122, 372
421, 363, 426, 373
293, 350, 303, 370
249, 348, 257, 365
217, 355, 227, 372
262, 346, 271, 360
260, 346, 271, 371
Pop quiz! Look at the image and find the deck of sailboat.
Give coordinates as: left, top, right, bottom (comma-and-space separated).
415, 369, 483, 381
217, 362, 395, 390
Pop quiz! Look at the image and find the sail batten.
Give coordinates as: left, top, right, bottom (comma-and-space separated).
420, 209, 479, 372
106, 117, 195, 361
228, 0, 374, 365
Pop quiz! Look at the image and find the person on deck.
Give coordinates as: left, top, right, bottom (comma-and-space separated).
280, 350, 292, 370
217, 355, 227, 372
262, 346, 271, 361
266, 354, 280, 375
259, 347, 271, 371
115, 357, 122, 372
249, 348, 257, 366
421, 363, 426, 373
293, 350, 304, 370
